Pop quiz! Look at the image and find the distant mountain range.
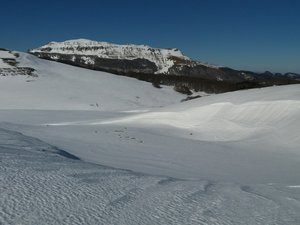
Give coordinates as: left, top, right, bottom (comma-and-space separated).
29, 39, 300, 93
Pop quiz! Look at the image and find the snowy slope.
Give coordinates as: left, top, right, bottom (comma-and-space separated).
0, 50, 16, 68
0, 50, 15, 59
0, 52, 184, 110
97, 85, 300, 143
0, 84, 299, 183
2, 127, 300, 225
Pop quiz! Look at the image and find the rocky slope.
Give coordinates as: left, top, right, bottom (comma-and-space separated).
29, 39, 299, 93
0, 49, 36, 77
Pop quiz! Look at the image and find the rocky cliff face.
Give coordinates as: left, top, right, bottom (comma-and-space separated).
29, 39, 189, 74
29, 39, 299, 93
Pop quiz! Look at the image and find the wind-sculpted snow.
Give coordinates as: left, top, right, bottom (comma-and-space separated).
1, 127, 300, 225
0, 85, 299, 183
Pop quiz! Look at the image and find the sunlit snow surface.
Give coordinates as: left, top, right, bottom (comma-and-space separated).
1, 128, 300, 225
1, 52, 300, 224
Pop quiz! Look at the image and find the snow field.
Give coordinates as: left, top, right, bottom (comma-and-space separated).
0, 51, 300, 224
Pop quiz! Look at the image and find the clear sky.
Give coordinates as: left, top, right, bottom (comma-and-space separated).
1, 0, 300, 73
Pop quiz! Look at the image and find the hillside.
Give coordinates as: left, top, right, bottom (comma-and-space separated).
0, 50, 186, 111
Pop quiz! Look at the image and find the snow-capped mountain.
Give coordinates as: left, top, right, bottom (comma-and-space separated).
0, 50, 186, 111
29, 39, 300, 93
30, 39, 190, 74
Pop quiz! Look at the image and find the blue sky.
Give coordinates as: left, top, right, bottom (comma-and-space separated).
1, 0, 300, 73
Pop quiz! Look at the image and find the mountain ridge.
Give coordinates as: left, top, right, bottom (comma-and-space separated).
28, 39, 300, 93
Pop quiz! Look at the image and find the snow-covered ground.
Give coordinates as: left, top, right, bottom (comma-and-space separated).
1, 127, 300, 225
1, 84, 300, 183
0, 53, 184, 111
1, 52, 300, 224
0, 50, 16, 68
